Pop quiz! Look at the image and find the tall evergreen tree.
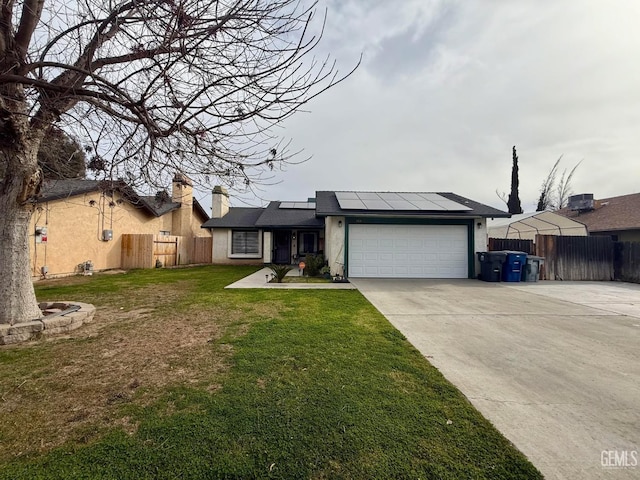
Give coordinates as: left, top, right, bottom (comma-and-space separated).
507, 146, 523, 214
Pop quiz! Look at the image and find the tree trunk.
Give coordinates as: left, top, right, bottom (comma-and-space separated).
0, 152, 44, 325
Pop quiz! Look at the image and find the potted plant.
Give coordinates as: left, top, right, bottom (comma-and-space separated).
320, 265, 332, 279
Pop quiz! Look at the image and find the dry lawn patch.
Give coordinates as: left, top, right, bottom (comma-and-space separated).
0, 281, 255, 460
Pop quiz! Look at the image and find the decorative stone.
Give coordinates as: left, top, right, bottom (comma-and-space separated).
1, 302, 96, 345
7, 321, 44, 335
0, 332, 34, 345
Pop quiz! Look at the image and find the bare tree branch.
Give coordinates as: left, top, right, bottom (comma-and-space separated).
14, 0, 44, 62
0, 0, 359, 323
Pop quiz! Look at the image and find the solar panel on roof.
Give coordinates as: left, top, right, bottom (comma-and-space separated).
339, 199, 367, 209
279, 202, 315, 209
418, 193, 444, 201
387, 200, 419, 210
356, 192, 381, 200
335, 191, 359, 200
377, 192, 402, 201
334, 191, 472, 211
398, 193, 424, 201
362, 199, 394, 210
429, 198, 472, 211
410, 200, 444, 210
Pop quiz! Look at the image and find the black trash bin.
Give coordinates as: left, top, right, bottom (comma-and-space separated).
477, 251, 508, 282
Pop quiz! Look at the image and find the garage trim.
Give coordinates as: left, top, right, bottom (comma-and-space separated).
344, 217, 475, 278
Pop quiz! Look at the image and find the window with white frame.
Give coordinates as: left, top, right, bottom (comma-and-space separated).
231, 230, 261, 256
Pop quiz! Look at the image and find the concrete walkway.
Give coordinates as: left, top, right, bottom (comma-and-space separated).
351, 278, 640, 480
225, 267, 355, 289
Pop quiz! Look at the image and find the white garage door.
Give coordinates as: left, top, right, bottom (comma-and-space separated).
348, 224, 469, 278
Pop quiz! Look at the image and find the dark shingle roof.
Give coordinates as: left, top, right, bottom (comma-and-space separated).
37, 178, 207, 219
138, 196, 181, 216
315, 191, 509, 218
556, 193, 640, 232
201, 208, 265, 228
255, 202, 324, 228
38, 179, 102, 202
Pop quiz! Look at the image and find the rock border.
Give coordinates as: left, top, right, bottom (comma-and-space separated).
0, 302, 96, 345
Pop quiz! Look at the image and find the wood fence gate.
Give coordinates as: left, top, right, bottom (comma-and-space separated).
122, 234, 212, 269
153, 236, 179, 267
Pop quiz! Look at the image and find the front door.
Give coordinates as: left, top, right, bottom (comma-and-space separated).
273, 231, 291, 264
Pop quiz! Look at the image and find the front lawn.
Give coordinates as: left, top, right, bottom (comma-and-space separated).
0, 266, 541, 479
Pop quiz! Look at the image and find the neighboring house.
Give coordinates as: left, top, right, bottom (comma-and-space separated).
30, 173, 210, 277
487, 211, 587, 240
202, 188, 509, 279
556, 192, 640, 242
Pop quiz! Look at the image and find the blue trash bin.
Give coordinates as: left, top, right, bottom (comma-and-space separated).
501, 251, 527, 282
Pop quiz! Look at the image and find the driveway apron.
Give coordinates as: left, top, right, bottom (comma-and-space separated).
351, 279, 640, 480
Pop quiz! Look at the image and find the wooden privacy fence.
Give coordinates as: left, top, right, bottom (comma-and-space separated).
121, 234, 212, 269
192, 236, 213, 264
536, 234, 614, 281
489, 234, 619, 281
615, 241, 640, 284
488, 238, 535, 254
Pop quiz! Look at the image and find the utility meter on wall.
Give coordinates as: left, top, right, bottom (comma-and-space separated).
35, 226, 48, 243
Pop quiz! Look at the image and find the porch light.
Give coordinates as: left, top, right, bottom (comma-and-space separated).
338, 220, 343, 228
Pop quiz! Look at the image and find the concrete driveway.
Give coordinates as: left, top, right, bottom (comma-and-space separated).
351, 279, 640, 480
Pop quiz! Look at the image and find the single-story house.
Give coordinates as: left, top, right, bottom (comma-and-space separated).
487, 211, 587, 240
556, 192, 640, 242
30, 173, 210, 278
202, 188, 510, 279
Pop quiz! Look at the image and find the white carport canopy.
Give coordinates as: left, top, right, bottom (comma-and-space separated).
487, 211, 587, 240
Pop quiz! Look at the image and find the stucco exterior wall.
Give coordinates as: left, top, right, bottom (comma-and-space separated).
263, 231, 272, 263
473, 218, 487, 277
324, 216, 345, 276
191, 213, 211, 237
211, 229, 264, 265
30, 190, 211, 278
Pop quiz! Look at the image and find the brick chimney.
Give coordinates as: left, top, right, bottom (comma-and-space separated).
212, 186, 230, 218
171, 173, 193, 237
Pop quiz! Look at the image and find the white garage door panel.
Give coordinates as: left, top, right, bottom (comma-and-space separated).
348, 224, 468, 278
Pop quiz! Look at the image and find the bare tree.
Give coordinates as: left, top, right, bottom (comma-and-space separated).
0, 0, 358, 324
535, 156, 582, 211
536, 156, 562, 211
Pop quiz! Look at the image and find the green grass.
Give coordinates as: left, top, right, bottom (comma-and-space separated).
277, 276, 331, 283
0, 266, 542, 479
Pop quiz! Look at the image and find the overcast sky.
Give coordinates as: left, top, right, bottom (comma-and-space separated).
196, 0, 640, 212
